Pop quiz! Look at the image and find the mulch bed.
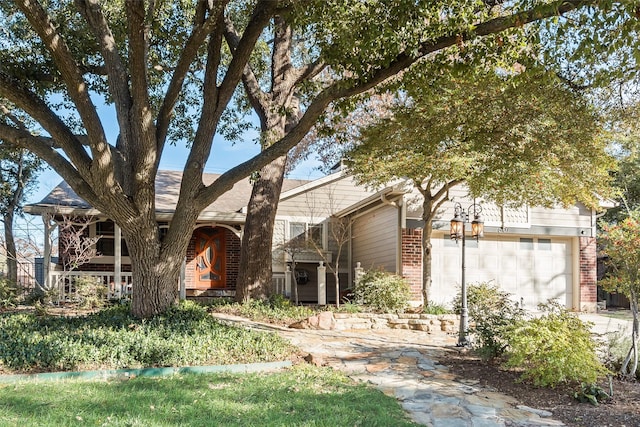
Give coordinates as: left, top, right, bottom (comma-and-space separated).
441, 350, 640, 427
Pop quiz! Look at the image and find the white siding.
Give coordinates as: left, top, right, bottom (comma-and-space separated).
272, 220, 286, 272
278, 175, 377, 219
352, 205, 398, 273
407, 184, 593, 231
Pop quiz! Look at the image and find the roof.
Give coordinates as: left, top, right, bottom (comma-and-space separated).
26, 170, 309, 221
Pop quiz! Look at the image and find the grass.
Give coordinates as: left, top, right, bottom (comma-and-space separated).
0, 365, 420, 426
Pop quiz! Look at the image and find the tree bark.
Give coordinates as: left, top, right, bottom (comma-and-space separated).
421, 195, 435, 305
236, 155, 287, 302
3, 210, 17, 285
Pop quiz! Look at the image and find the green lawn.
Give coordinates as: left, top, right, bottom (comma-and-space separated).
0, 365, 420, 427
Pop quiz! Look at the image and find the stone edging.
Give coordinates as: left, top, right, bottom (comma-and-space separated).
0, 360, 292, 383
290, 311, 459, 336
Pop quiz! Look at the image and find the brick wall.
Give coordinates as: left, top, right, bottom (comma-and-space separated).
579, 236, 597, 312
401, 228, 423, 303
225, 230, 240, 290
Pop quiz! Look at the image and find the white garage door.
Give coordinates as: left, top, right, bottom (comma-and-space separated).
430, 234, 573, 310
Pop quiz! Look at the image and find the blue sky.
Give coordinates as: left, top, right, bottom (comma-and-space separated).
28, 101, 324, 204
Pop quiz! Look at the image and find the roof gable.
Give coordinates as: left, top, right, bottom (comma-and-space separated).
27, 170, 309, 218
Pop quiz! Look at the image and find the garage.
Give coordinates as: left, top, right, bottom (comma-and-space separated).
430, 233, 574, 310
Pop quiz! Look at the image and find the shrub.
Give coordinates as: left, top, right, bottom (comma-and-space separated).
504, 301, 609, 388
210, 297, 315, 324
0, 279, 18, 308
452, 282, 524, 358
353, 270, 410, 313
74, 276, 108, 309
603, 328, 640, 380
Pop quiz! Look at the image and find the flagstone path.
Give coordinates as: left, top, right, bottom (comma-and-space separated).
211, 313, 565, 426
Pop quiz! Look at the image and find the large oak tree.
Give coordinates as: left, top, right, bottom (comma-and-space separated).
0, 1, 636, 317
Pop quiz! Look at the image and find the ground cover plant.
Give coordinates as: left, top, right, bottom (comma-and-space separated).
209, 295, 317, 326
0, 365, 420, 427
0, 301, 295, 373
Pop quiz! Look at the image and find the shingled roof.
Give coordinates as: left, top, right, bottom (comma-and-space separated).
27, 170, 309, 222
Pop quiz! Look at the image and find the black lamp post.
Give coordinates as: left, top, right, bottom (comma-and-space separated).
450, 201, 484, 347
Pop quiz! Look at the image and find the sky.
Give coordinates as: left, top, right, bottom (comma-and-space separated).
27, 101, 325, 204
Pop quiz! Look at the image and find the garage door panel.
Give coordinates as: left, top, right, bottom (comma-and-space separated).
431, 234, 573, 310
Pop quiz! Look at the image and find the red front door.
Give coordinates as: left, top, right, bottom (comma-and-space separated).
194, 228, 226, 289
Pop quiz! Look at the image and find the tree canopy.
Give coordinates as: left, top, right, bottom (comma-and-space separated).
345, 67, 615, 303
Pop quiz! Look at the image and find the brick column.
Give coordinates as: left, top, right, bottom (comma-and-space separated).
401, 228, 423, 304
579, 236, 597, 312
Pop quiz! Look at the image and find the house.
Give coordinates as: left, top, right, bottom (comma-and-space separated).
25, 169, 601, 311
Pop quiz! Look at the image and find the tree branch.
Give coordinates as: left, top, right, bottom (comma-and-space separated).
0, 72, 92, 174
14, 0, 109, 152
74, 0, 133, 151
156, 2, 227, 154
224, 15, 269, 126
0, 123, 98, 203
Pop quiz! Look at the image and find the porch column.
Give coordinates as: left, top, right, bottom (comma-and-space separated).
114, 223, 122, 293
42, 214, 54, 291
285, 265, 292, 297
317, 261, 326, 305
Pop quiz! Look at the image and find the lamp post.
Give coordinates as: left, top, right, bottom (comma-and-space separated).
450, 201, 484, 347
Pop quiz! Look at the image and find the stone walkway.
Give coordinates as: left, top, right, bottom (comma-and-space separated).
212, 313, 565, 427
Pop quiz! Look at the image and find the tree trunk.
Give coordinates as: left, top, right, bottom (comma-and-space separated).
3, 210, 17, 285
334, 269, 340, 307
236, 155, 287, 302
120, 216, 184, 318
421, 196, 435, 306
622, 292, 640, 378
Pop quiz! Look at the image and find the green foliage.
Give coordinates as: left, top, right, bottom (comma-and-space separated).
0, 278, 18, 308
599, 211, 640, 301
345, 67, 614, 210
422, 302, 452, 315
73, 276, 108, 309
0, 301, 295, 373
211, 297, 316, 324
574, 382, 612, 406
353, 270, 410, 313
504, 302, 608, 388
452, 282, 524, 358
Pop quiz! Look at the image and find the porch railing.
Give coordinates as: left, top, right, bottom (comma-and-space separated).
49, 271, 133, 304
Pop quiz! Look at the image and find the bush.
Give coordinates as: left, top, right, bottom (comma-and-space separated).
0, 279, 18, 308
452, 282, 524, 358
504, 301, 609, 388
74, 276, 108, 309
353, 270, 410, 313
603, 328, 640, 380
210, 297, 316, 324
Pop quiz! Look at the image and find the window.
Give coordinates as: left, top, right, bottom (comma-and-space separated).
538, 238, 552, 251
289, 222, 324, 248
519, 238, 534, 250
95, 220, 129, 256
